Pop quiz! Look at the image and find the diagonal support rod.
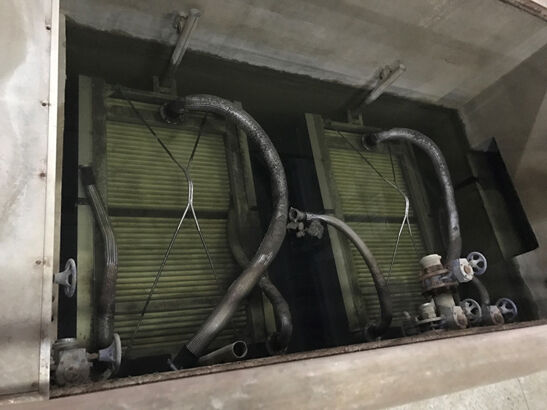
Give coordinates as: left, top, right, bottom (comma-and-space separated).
119, 88, 218, 356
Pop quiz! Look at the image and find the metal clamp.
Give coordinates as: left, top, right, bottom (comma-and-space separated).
287, 207, 324, 239
54, 258, 77, 298
496, 298, 518, 322
466, 252, 487, 276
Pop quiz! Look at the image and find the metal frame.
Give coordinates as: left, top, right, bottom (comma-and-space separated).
0, 0, 61, 401
40, 0, 62, 397
306, 113, 440, 332
306, 114, 367, 331
77, 79, 273, 354
76, 76, 101, 349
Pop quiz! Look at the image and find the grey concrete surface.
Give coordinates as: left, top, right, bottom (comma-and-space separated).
0, 0, 57, 399
392, 369, 547, 409
391, 379, 529, 410
462, 45, 547, 316
61, 0, 547, 107
11, 324, 547, 409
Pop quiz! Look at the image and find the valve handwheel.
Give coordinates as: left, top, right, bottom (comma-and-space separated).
466, 252, 487, 276
54, 258, 77, 298
460, 298, 482, 325
496, 298, 518, 322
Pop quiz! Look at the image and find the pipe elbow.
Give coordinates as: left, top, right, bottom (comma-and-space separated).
160, 99, 186, 124
172, 94, 289, 360
361, 133, 380, 150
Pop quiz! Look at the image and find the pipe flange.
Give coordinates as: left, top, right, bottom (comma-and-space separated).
466, 252, 487, 276
159, 103, 184, 124
449, 258, 474, 283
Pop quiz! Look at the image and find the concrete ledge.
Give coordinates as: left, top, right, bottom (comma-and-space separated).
14, 324, 547, 409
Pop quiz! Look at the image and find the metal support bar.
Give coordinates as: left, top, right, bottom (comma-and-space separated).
161, 8, 201, 88
353, 61, 406, 112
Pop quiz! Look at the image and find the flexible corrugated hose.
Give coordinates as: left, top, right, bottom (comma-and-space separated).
80, 166, 118, 349
289, 208, 392, 338
364, 128, 490, 305
227, 208, 293, 353
364, 128, 461, 262
164, 95, 289, 368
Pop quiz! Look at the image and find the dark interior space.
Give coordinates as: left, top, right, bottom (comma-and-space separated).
59, 21, 539, 376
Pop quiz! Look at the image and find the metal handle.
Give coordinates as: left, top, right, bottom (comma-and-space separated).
466, 252, 487, 276
54, 258, 77, 298
98, 333, 122, 375
496, 298, 518, 322
460, 298, 482, 325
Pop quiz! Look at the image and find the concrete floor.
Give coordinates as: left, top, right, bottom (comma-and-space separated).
392, 370, 547, 410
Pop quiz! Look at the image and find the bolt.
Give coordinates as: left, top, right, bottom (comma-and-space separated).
39, 171, 46, 178
35, 260, 42, 265
40, 100, 49, 107
46, 24, 51, 30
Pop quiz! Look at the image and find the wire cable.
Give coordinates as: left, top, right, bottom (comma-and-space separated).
335, 130, 418, 283
118, 87, 219, 355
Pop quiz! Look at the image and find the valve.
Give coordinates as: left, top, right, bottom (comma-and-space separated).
98, 333, 122, 375
449, 258, 474, 283
482, 305, 504, 325
54, 258, 77, 298
466, 252, 487, 276
51, 338, 91, 386
287, 207, 324, 239
496, 298, 518, 322
460, 298, 482, 325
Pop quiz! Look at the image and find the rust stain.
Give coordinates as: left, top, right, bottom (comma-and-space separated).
51, 319, 547, 398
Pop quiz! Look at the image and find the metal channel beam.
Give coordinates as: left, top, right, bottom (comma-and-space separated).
0, 0, 61, 402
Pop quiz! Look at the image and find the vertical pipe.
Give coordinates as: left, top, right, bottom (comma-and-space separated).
80, 166, 118, 349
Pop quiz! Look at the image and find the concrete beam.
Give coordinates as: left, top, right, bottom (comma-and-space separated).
15, 324, 547, 409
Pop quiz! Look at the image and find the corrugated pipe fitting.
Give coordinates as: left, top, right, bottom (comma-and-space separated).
227, 207, 293, 355
80, 166, 118, 350
362, 128, 461, 262
168, 95, 289, 368
159, 100, 186, 124
289, 207, 392, 337
364, 129, 493, 310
